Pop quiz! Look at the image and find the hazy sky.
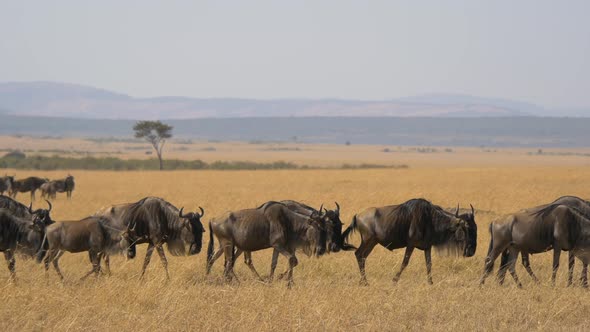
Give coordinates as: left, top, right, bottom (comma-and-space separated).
1, 1, 589, 108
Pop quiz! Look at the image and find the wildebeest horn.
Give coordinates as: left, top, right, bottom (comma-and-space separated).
470, 204, 475, 215
198, 206, 205, 217
45, 200, 52, 212
179, 207, 186, 218
455, 203, 460, 217
335, 201, 340, 213
28, 202, 33, 213
318, 204, 324, 214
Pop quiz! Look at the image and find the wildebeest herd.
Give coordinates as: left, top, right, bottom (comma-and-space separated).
1, 188, 590, 289
0, 174, 75, 201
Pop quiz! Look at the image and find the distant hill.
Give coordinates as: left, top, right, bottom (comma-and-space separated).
1, 114, 589, 147
1, 81, 580, 119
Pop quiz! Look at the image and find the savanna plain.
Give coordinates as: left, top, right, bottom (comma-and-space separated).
2, 141, 590, 331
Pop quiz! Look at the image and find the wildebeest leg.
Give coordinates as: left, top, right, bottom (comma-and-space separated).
567, 251, 575, 287
354, 239, 377, 286
222, 243, 235, 282
497, 250, 511, 285
103, 255, 111, 276
424, 247, 433, 285
276, 248, 298, 289
242, 251, 263, 281
30, 190, 35, 201
521, 252, 539, 283
580, 262, 588, 288
506, 248, 522, 288
140, 243, 156, 280
392, 246, 415, 283
480, 244, 509, 285
551, 247, 561, 286
51, 251, 66, 281
155, 245, 170, 280
268, 249, 280, 282
81, 251, 102, 280
4, 250, 16, 282
206, 246, 224, 275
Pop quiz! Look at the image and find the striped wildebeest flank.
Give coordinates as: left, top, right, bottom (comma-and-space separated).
224, 200, 354, 282
37, 215, 133, 281
0, 175, 14, 196
207, 201, 327, 288
495, 196, 590, 286
342, 198, 477, 285
0, 200, 53, 282
10, 176, 48, 201
481, 197, 590, 288
94, 197, 205, 280
0, 196, 54, 257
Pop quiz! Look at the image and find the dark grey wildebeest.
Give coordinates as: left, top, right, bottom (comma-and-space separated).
37, 215, 132, 281
207, 201, 328, 288
10, 177, 48, 201
94, 197, 205, 280
481, 199, 590, 288
212, 200, 353, 282
495, 196, 590, 286
342, 198, 477, 285
0, 175, 14, 196
0, 203, 52, 282
0, 196, 54, 258
64, 175, 75, 199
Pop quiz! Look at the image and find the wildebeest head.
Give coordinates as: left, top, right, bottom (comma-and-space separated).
444, 204, 476, 257
179, 206, 206, 255
29, 200, 54, 226
121, 222, 138, 259
306, 209, 328, 257
455, 204, 477, 257
318, 202, 347, 253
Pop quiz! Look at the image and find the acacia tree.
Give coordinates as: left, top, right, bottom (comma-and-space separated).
133, 120, 173, 170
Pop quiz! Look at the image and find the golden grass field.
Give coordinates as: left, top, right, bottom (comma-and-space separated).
2, 140, 590, 331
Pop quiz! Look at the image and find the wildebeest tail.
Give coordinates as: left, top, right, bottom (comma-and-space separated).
486, 223, 494, 258
36, 233, 48, 264
206, 222, 214, 266
341, 215, 358, 250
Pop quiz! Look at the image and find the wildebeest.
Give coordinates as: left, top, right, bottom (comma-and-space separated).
94, 197, 205, 280
481, 197, 590, 288
495, 196, 590, 286
0, 200, 53, 281
38, 215, 133, 281
40, 175, 75, 200
40, 181, 59, 200
214, 200, 354, 282
0, 196, 54, 257
0, 175, 14, 196
342, 199, 477, 285
64, 175, 75, 199
10, 177, 48, 201
207, 201, 328, 288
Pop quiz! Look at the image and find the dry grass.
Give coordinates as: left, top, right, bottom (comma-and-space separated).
2, 152, 590, 331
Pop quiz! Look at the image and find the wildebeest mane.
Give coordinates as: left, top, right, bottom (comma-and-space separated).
123, 197, 188, 256
0, 196, 31, 218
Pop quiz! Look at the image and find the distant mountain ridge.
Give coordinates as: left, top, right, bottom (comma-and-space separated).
0, 81, 585, 119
